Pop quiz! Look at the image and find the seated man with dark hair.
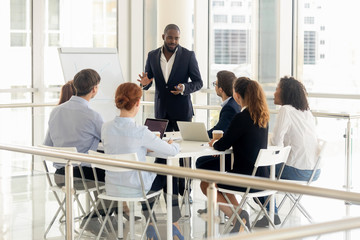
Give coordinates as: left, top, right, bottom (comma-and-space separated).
196, 71, 240, 174
43, 69, 108, 235
44, 68, 104, 186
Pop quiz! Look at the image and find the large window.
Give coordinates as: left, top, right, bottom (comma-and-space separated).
209, 0, 255, 127
209, 0, 254, 79
44, 0, 117, 92
298, 0, 360, 96
297, 0, 360, 190
0, 0, 32, 175
0, 0, 118, 175
214, 29, 248, 64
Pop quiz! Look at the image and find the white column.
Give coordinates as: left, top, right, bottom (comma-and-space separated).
32, 0, 46, 171
117, 0, 131, 82
130, 0, 144, 83
144, 0, 158, 55
32, 2, 47, 238
157, 0, 193, 50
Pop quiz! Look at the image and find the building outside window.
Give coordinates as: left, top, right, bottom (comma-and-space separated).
213, 1, 224, 7
231, 1, 242, 7
297, 0, 360, 192
214, 14, 228, 23
209, 0, 254, 127
304, 31, 316, 65
232, 15, 246, 23
304, 16, 315, 24
0, 0, 117, 175
214, 29, 248, 64
44, 0, 117, 92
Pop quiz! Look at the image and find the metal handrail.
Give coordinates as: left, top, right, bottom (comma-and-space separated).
1, 143, 360, 240
0, 143, 360, 203
222, 217, 360, 240
0, 102, 57, 108
2, 102, 360, 118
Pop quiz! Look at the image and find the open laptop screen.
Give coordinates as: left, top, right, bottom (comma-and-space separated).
144, 118, 169, 139
177, 121, 210, 142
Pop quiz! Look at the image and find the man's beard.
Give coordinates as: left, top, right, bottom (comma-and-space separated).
164, 43, 178, 53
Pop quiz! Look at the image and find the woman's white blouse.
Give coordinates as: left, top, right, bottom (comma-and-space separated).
271, 105, 318, 170
101, 117, 180, 197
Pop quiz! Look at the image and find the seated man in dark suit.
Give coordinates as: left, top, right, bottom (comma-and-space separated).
196, 71, 240, 172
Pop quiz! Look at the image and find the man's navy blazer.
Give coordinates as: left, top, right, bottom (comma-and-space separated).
143, 45, 203, 121
208, 97, 240, 138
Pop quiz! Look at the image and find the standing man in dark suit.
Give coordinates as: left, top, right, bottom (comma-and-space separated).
138, 23, 203, 197
138, 23, 203, 131
196, 71, 240, 173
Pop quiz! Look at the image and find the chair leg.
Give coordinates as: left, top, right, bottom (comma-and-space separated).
252, 197, 276, 229
74, 194, 86, 217
220, 193, 250, 234
141, 196, 161, 240
221, 194, 236, 233
281, 194, 303, 227
277, 193, 289, 211
180, 157, 192, 218
288, 194, 313, 222
129, 202, 135, 240
297, 201, 313, 222
96, 201, 115, 240
44, 198, 66, 238
77, 198, 101, 239
118, 201, 124, 239
221, 193, 242, 233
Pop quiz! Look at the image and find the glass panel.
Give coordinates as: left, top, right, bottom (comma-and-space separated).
2, 0, 32, 99
298, 0, 360, 95
10, 0, 27, 29
0, 0, 32, 176
44, 0, 117, 90
209, 0, 255, 126
296, 2, 360, 191
48, 33, 60, 46
0, 108, 33, 176
10, 33, 28, 47
48, 0, 59, 30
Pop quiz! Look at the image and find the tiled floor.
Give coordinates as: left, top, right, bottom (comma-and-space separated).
1, 140, 360, 240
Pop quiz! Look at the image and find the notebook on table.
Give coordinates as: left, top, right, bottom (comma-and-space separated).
177, 121, 210, 142
144, 118, 169, 139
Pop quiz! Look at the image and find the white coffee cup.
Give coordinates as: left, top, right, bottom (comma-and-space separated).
212, 130, 224, 140
152, 131, 161, 138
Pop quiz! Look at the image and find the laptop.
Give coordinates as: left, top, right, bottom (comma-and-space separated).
144, 118, 169, 139
177, 121, 210, 142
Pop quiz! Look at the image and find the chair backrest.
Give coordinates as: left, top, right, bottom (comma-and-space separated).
88, 150, 138, 172
316, 139, 326, 165
307, 139, 326, 183
38, 144, 78, 164
88, 150, 149, 197
254, 146, 291, 168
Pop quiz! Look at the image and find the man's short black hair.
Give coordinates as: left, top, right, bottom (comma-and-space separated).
217, 71, 236, 97
164, 24, 180, 34
73, 69, 101, 96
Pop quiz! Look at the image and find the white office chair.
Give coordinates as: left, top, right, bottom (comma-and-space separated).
277, 139, 326, 227
80, 150, 162, 240
39, 145, 100, 239
217, 146, 291, 233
